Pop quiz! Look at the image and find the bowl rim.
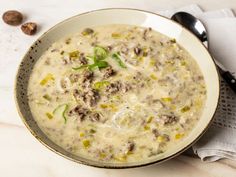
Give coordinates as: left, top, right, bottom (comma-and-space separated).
14, 7, 220, 168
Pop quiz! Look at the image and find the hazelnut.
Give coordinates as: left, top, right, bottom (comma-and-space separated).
21, 22, 37, 35
2, 10, 23, 26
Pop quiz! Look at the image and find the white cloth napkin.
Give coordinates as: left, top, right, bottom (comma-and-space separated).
162, 5, 236, 162
0, 2, 236, 162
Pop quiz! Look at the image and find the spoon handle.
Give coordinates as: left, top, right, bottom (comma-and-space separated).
221, 71, 236, 93
217, 66, 236, 93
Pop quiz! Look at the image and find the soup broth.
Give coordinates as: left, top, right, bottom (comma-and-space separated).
28, 24, 206, 163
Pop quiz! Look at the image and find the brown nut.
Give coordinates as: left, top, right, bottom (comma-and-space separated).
21, 22, 37, 35
2, 10, 23, 26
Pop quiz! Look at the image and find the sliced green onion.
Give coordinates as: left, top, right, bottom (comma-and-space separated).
53, 104, 69, 123
112, 53, 126, 68
72, 65, 88, 70
85, 55, 94, 61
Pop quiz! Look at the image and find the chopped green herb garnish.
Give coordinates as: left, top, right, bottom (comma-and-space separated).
88, 60, 109, 70
112, 53, 126, 68
53, 104, 69, 123
94, 46, 108, 60
85, 56, 94, 61
72, 47, 109, 71
72, 60, 109, 71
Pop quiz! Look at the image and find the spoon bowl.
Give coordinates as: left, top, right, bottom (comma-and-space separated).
171, 12, 207, 43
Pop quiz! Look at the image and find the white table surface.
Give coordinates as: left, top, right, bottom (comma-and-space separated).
1, 0, 236, 176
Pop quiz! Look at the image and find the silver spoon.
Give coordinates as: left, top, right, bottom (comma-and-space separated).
171, 12, 236, 93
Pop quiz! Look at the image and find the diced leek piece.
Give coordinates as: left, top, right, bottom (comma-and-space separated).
114, 155, 127, 162
157, 135, 169, 142
100, 103, 117, 110
125, 33, 131, 40
99, 152, 107, 159
149, 58, 156, 67
60, 50, 64, 55
170, 38, 176, 43
89, 129, 96, 134
93, 81, 110, 90
175, 133, 184, 139
46, 112, 53, 119
170, 105, 176, 110
111, 33, 121, 38
137, 57, 144, 62
81, 28, 94, 36
147, 116, 153, 123
79, 132, 85, 137
195, 99, 203, 107
181, 106, 190, 113
165, 60, 175, 64
161, 97, 172, 102
42, 94, 51, 101
82, 139, 90, 148
65, 38, 71, 44
112, 95, 121, 100
126, 151, 133, 155
157, 136, 165, 143
142, 47, 149, 57
40, 73, 55, 86
144, 125, 150, 130
110, 104, 118, 112
181, 61, 187, 66
150, 74, 158, 80
69, 50, 80, 59
100, 104, 108, 108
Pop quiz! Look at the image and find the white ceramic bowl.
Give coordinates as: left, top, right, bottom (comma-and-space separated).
15, 8, 220, 168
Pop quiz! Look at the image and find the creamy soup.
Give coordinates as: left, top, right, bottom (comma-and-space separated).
28, 24, 206, 163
